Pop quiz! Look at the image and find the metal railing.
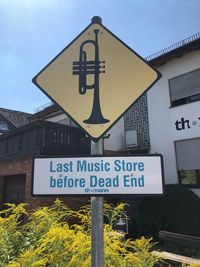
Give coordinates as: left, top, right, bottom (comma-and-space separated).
146, 32, 200, 62
34, 101, 54, 114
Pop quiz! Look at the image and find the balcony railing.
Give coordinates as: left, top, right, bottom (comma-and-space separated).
0, 121, 90, 160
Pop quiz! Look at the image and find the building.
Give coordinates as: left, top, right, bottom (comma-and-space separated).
0, 118, 90, 210
124, 32, 200, 196
145, 32, 200, 195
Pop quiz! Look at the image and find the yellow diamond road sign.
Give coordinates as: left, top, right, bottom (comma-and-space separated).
33, 18, 161, 142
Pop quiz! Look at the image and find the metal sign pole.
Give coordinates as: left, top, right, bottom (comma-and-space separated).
91, 139, 104, 267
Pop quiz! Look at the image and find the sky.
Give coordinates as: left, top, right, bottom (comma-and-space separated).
0, 0, 200, 114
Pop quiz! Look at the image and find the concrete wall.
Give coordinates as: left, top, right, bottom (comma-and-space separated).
104, 118, 125, 152
147, 49, 200, 185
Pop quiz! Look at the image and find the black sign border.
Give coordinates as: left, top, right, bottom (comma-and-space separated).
32, 19, 162, 142
32, 154, 165, 197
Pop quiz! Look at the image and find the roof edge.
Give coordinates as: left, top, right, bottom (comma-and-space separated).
146, 32, 200, 63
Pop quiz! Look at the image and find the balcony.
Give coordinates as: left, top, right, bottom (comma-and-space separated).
0, 121, 91, 160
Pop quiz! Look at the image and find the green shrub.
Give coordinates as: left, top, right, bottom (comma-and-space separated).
0, 200, 161, 267
138, 185, 200, 238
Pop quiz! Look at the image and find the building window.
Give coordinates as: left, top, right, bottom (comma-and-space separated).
169, 69, 200, 107
175, 138, 200, 186
0, 121, 8, 131
3, 175, 25, 204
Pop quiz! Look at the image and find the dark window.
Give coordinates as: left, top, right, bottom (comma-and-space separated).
169, 69, 200, 107
175, 138, 200, 186
0, 121, 8, 131
3, 175, 25, 204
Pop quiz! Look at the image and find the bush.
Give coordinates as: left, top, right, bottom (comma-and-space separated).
0, 200, 161, 267
138, 185, 200, 238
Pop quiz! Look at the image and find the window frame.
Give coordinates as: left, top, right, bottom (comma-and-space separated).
0, 121, 9, 131
178, 169, 200, 187
175, 138, 200, 188
169, 69, 200, 108
3, 174, 26, 205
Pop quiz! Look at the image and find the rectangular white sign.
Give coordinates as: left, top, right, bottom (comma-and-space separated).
32, 156, 164, 196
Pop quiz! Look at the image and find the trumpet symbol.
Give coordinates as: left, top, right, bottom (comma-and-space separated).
72, 29, 109, 124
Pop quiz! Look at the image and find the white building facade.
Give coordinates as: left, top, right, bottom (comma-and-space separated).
146, 33, 200, 194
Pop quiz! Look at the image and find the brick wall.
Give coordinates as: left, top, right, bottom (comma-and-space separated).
0, 156, 89, 211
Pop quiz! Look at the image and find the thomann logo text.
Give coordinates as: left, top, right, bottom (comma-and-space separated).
175, 117, 200, 131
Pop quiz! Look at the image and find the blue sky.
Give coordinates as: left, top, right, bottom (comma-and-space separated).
1, 0, 200, 114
